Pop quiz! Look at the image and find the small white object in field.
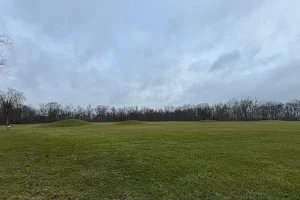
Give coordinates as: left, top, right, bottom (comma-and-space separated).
7, 125, 11, 130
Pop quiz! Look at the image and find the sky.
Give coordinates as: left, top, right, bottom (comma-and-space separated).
0, 0, 300, 108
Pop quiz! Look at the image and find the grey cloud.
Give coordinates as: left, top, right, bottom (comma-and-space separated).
243, 60, 300, 102
257, 53, 281, 65
188, 60, 210, 73
178, 59, 300, 106
210, 50, 241, 72
0, 0, 300, 107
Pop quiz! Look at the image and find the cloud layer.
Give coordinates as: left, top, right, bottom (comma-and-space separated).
0, 0, 300, 107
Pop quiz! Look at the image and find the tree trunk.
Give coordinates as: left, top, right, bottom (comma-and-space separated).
6, 115, 9, 125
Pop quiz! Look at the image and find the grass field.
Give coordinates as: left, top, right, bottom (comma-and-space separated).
1, 121, 300, 199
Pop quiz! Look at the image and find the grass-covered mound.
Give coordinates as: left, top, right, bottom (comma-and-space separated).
199, 120, 217, 122
259, 120, 283, 122
117, 120, 145, 125
40, 119, 89, 128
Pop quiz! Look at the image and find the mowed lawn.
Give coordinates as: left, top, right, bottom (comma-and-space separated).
1, 121, 300, 200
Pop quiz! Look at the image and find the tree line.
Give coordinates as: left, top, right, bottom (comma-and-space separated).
1, 88, 300, 125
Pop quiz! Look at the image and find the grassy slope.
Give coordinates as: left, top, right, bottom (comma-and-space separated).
40, 119, 89, 128
117, 120, 145, 125
0, 122, 300, 199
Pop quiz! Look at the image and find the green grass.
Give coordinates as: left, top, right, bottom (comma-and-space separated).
199, 120, 218, 122
117, 120, 145, 125
1, 121, 300, 199
40, 119, 89, 128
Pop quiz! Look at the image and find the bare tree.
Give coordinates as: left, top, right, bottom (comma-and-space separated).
62, 104, 75, 119
0, 88, 26, 125
44, 102, 62, 122
85, 104, 94, 122
95, 105, 109, 121
0, 34, 13, 74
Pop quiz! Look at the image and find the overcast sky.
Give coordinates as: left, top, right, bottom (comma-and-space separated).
0, 0, 300, 108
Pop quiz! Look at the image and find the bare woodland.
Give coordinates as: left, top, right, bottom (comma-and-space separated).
0, 88, 299, 124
